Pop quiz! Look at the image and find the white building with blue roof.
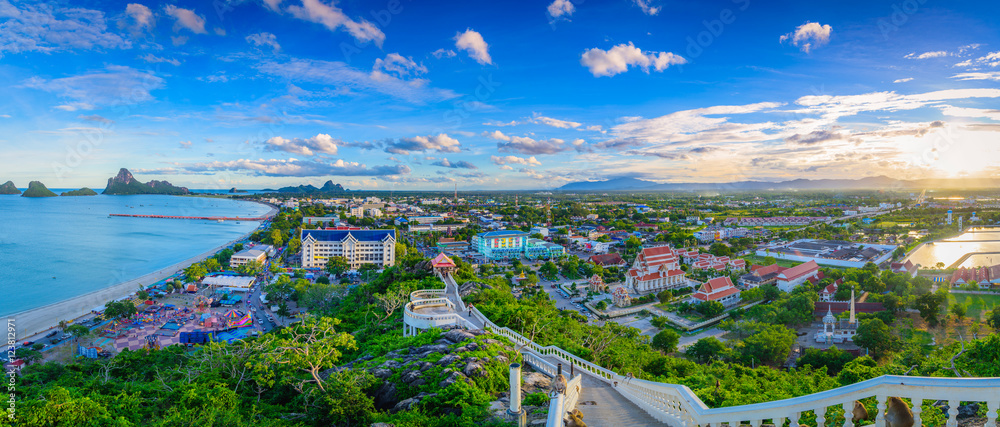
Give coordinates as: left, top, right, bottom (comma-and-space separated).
300, 229, 396, 269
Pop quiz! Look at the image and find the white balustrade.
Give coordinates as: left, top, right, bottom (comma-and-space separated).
412, 287, 1000, 426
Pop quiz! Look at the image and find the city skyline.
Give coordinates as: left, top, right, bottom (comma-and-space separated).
2, 0, 1000, 190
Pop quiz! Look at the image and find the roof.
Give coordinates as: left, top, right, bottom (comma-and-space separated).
778, 260, 819, 281
751, 264, 783, 276
302, 229, 396, 242
589, 253, 625, 265
693, 277, 740, 301
431, 253, 456, 268
478, 230, 529, 238
232, 249, 266, 259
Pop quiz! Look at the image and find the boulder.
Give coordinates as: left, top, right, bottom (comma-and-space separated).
959, 402, 980, 419
379, 359, 403, 370
463, 361, 485, 377
444, 329, 475, 343
372, 368, 393, 380
437, 354, 461, 366
401, 370, 422, 384
374, 382, 398, 409
439, 371, 467, 388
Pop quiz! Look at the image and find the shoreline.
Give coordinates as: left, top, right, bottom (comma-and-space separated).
6, 202, 277, 341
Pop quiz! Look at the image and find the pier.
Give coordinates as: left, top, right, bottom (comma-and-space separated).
109, 213, 270, 221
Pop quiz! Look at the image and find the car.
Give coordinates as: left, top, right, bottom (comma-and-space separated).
22, 341, 34, 347
60, 334, 72, 340
45, 331, 58, 338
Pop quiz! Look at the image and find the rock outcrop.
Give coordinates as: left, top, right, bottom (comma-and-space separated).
21, 181, 57, 197
102, 168, 189, 195
0, 181, 19, 195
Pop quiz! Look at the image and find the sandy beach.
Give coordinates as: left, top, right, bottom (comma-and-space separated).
6, 202, 277, 341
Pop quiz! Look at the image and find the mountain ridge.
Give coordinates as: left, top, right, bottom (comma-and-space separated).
556, 176, 999, 191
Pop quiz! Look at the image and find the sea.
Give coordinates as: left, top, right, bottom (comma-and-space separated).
904, 227, 1000, 269
0, 193, 272, 317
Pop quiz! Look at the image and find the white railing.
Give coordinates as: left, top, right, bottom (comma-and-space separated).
468, 304, 1000, 427
545, 374, 584, 427
435, 271, 466, 312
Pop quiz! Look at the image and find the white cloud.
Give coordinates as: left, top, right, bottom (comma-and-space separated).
548, 0, 575, 19
489, 131, 571, 155
952, 72, 1000, 81
385, 133, 461, 155
633, 0, 660, 15
174, 158, 410, 177
262, 0, 283, 12
580, 42, 685, 77
122, 4, 154, 35
164, 5, 206, 34
938, 105, 1000, 121
454, 29, 492, 65
257, 57, 457, 104
491, 155, 542, 166
905, 51, 949, 59
264, 134, 340, 156
246, 32, 280, 52
0, 1, 131, 56
531, 114, 581, 129
780, 22, 832, 53
179, 141, 192, 149
21, 65, 165, 109
432, 158, 478, 169
286, 0, 385, 47
432, 48, 456, 59
140, 54, 180, 66
373, 53, 427, 78
893, 78, 913, 83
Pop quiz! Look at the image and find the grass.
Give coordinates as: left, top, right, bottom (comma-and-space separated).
948, 292, 1000, 321
740, 255, 800, 268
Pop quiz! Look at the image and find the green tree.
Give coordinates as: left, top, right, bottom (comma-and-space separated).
913, 292, 947, 327
276, 302, 291, 324
651, 329, 680, 353
685, 337, 727, 363
256, 317, 356, 393
762, 256, 777, 266
241, 259, 264, 276
695, 301, 725, 318
951, 303, 967, 323
65, 324, 91, 343
184, 263, 208, 281
269, 229, 284, 247
325, 256, 350, 277
203, 258, 221, 272
595, 300, 608, 310
136, 289, 149, 301
102, 300, 137, 320
987, 306, 1000, 331
853, 318, 900, 359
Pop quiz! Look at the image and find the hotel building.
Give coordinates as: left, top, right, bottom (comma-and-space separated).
301, 229, 396, 269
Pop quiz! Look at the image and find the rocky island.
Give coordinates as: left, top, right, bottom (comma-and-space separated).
61, 187, 99, 196
0, 180, 20, 195
262, 180, 348, 194
21, 181, 57, 197
102, 168, 190, 195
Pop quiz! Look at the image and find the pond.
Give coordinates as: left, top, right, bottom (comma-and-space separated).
905, 227, 1000, 268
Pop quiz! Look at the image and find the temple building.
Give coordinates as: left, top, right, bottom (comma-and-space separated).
625, 246, 688, 294
815, 289, 859, 344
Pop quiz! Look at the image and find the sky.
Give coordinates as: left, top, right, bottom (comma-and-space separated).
2, 0, 1000, 191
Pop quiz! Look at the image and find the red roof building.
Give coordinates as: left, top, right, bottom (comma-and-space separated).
776, 260, 820, 292
589, 253, 626, 267
691, 277, 741, 307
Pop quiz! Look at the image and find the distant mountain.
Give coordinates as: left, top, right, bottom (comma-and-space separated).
61, 187, 98, 196
263, 180, 348, 194
103, 168, 190, 195
0, 180, 20, 195
22, 181, 57, 197
228, 187, 248, 194
557, 177, 659, 191
556, 175, 998, 191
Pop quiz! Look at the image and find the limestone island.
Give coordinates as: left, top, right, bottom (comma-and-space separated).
21, 181, 57, 197
61, 187, 99, 196
103, 168, 190, 195
229, 187, 248, 193
0, 180, 20, 195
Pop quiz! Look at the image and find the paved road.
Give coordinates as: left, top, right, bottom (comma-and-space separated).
575, 374, 663, 426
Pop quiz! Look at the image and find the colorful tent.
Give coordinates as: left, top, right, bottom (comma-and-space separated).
228, 312, 253, 328
223, 309, 241, 319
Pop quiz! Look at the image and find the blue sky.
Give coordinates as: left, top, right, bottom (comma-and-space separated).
2, 0, 1000, 190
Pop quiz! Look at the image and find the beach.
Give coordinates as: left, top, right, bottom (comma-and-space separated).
7, 202, 277, 341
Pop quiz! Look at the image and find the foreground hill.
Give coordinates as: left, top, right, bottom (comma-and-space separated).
102, 168, 190, 195
21, 181, 57, 197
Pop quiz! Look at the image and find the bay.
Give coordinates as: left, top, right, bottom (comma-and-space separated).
0, 194, 271, 316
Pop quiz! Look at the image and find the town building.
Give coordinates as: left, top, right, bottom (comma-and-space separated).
589, 253, 626, 268
230, 248, 268, 269
611, 286, 632, 307
890, 260, 918, 278
625, 246, 688, 294
691, 277, 741, 307
436, 238, 470, 253
588, 274, 607, 293
470, 230, 564, 261
300, 229, 396, 269
776, 260, 820, 292
738, 264, 782, 288
349, 206, 364, 217
757, 239, 896, 268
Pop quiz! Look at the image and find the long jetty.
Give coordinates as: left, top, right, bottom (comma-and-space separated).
109, 213, 270, 221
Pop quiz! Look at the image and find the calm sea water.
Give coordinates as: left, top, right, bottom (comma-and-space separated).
0, 195, 271, 316
905, 227, 1000, 269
